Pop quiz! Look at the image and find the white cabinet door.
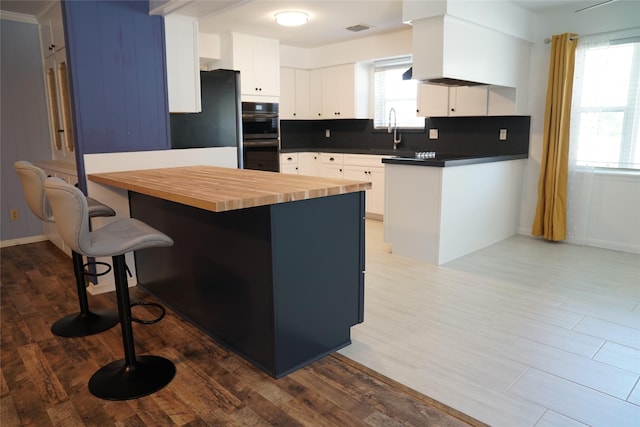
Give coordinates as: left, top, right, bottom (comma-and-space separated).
343, 155, 386, 216
417, 84, 449, 117
224, 33, 279, 100
309, 70, 323, 118
449, 86, 488, 116
44, 49, 75, 160
280, 67, 295, 119
313, 64, 369, 119
280, 68, 310, 120
298, 152, 321, 175
417, 84, 488, 117
321, 66, 346, 118
39, 3, 65, 58
319, 153, 344, 178
280, 153, 298, 174
165, 16, 201, 113
252, 37, 280, 97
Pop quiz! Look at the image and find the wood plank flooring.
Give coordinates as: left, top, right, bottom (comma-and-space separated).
339, 220, 640, 427
1, 240, 479, 426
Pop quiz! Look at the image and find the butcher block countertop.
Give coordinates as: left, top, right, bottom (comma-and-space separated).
88, 165, 372, 213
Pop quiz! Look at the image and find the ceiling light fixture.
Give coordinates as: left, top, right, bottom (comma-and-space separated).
275, 11, 308, 27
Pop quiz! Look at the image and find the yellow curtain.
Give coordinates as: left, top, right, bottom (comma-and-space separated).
532, 33, 578, 241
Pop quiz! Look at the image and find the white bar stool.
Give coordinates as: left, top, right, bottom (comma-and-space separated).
14, 161, 119, 337
44, 177, 175, 400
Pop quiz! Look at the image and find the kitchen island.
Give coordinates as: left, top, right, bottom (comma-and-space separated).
383, 155, 526, 265
88, 166, 371, 378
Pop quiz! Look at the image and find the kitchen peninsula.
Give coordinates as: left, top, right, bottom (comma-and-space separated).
383, 155, 526, 265
88, 166, 370, 378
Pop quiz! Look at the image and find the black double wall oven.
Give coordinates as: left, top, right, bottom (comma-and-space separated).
242, 102, 279, 172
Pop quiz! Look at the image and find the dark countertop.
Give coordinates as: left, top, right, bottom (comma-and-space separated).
381, 153, 528, 167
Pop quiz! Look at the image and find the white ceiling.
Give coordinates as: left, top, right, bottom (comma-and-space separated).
0, 0, 611, 48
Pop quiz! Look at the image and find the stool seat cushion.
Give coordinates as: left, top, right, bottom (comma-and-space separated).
88, 218, 173, 257
44, 177, 173, 257
87, 197, 116, 218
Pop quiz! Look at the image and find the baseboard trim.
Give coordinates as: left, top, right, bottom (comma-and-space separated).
0, 235, 49, 248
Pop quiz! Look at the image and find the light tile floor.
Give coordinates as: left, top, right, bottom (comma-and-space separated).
339, 220, 640, 427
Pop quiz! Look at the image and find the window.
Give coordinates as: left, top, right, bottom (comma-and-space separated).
571, 30, 640, 170
373, 58, 424, 129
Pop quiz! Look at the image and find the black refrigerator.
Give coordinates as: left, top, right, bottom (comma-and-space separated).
170, 69, 243, 168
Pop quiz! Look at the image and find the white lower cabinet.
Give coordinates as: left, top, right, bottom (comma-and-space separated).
319, 153, 344, 178
298, 152, 321, 176
343, 154, 386, 217
280, 152, 386, 217
280, 153, 298, 174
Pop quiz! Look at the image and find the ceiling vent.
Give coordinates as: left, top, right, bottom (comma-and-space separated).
346, 24, 371, 32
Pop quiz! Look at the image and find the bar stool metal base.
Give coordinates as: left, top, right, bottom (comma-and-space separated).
88, 355, 175, 400
50, 310, 119, 338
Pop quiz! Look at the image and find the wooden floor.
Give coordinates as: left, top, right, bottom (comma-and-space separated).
1, 239, 479, 427
339, 220, 640, 427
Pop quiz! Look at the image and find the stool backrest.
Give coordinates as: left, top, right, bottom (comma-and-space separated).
14, 161, 53, 222
44, 177, 91, 255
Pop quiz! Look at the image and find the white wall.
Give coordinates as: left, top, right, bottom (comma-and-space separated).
280, 27, 413, 69
520, 1, 640, 253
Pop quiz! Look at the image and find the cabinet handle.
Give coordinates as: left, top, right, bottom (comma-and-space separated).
329, 157, 335, 161
287, 157, 293, 161
451, 108, 455, 112
293, 113, 296, 116
57, 129, 64, 133
317, 113, 321, 116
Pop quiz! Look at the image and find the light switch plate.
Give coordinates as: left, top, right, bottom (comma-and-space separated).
429, 129, 438, 139
499, 129, 507, 140
325, 129, 330, 138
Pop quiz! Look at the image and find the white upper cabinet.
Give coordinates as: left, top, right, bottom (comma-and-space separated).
280, 67, 310, 120
39, 2, 74, 160
39, 2, 65, 58
417, 84, 514, 117
449, 86, 488, 116
164, 15, 201, 113
309, 69, 323, 118
310, 63, 370, 119
220, 33, 280, 101
416, 84, 449, 117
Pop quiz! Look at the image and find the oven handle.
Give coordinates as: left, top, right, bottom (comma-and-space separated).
242, 112, 279, 119
243, 139, 280, 148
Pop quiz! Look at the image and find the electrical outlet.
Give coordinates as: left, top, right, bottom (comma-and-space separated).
499, 129, 507, 140
10, 209, 19, 220
325, 129, 331, 138
429, 129, 438, 139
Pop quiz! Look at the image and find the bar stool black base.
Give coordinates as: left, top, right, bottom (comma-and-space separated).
51, 310, 119, 338
88, 355, 175, 400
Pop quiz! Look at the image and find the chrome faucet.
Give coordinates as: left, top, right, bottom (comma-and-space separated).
388, 107, 401, 150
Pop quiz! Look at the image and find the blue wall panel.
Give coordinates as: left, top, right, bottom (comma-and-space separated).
63, 0, 170, 165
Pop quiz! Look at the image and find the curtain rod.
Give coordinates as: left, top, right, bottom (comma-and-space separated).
544, 35, 579, 44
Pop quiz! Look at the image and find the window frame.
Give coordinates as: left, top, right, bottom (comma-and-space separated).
570, 32, 640, 171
